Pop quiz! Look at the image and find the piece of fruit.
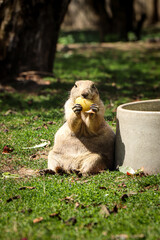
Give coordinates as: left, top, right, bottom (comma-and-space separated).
75, 97, 93, 112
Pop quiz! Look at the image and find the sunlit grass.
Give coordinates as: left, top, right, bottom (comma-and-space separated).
0, 41, 160, 239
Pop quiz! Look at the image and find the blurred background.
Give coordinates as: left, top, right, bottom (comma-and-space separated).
0, 0, 160, 81
60, 0, 160, 42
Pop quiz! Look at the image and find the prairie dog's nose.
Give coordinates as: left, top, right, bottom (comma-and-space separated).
81, 93, 89, 98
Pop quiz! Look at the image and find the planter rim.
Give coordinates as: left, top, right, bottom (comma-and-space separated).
117, 99, 160, 114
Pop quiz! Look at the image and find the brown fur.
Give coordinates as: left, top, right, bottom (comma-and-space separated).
48, 80, 115, 175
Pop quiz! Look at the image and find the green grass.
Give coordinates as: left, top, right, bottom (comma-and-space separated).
58, 26, 160, 44
0, 41, 160, 239
0, 173, 160, 240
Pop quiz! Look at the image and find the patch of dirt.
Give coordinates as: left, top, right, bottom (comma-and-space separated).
0, 164, 15, 173
0, 165, 39, 177
29, 150, 48, 161
0, 71, 54, 94
0, 165, 39, 178
1, 150, 49, 177
57, 41, 160, 53
17, 167, 39, 177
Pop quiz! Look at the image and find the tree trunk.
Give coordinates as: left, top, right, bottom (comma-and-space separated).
110, 0, 135, 40
151, 0, 159, 24
0, 0, 70, 82
86, 0, 112, 42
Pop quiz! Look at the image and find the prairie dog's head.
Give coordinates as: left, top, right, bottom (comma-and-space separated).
70, 80, 99, 102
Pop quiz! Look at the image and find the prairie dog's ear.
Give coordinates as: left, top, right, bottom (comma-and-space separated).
74, 82, 78, 88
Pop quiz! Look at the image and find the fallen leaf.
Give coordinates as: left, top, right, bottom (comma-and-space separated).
21, 208, 32, 214
134, 168, 147, 177
2, 145, 14, 154
114, 203, 127, 210
22, 141, 50, 149
7, 195, 21, 203
121, 194, 129, 202
121, 192, 137, 202
136, 167, 144, 173
118, 183, 127, 188
19, 186, 36, 190
119, 166, 135, 175
28, 208, 33, 213
111, 204, 118, 214
99, 186, 108, 190
119, 166, 145, 176
43, 124, 48, 129
111, 233, 145, 239
29, 154, 39, 160
4, 110, 17, 116
47, 121, 56, 125
141, 184, 159, 192
136, 171, 148, 177
35, 127, 41, 130
122, 205, 127, 209
100, 205, 110, 218
132, 234, 145, 239
102, 231, 107, 236
2, 172, 20, 179
65, 217, 77, 226
111, 234, 129, 239
33, 217, 43, 224
33, 116, 39, 120
60, 196, 74, 203
82, 180, 89, 183
128, 191, 137, 196
3, 129, 9, 133
75, 202, 80, 208
84, 222, 97, 230
49, 212, 61, 220
75, 202, 85, 209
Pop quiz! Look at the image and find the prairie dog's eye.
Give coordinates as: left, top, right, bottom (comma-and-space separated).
74, 84, 77, 88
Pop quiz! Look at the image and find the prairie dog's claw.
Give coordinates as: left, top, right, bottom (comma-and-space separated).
72, 104, 82, 114
90, 104, 99, 113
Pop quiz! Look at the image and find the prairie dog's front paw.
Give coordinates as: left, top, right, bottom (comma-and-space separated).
72, 104, 82, 114
90, 104, 99, 113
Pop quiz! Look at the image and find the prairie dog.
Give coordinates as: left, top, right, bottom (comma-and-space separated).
48, 80, 115, 174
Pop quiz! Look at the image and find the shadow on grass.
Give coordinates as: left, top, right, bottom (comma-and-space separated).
58, 27, 160, 44
58, 30, 119, 44
0, 45, 160, 112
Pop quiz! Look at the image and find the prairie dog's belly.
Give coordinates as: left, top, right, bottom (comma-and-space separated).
53, 123, 89, 157
53, 122, 114, 157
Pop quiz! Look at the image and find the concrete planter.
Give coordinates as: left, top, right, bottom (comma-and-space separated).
115, 99, 160, 174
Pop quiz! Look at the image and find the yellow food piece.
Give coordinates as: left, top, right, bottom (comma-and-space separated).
75, 97, 93, 112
